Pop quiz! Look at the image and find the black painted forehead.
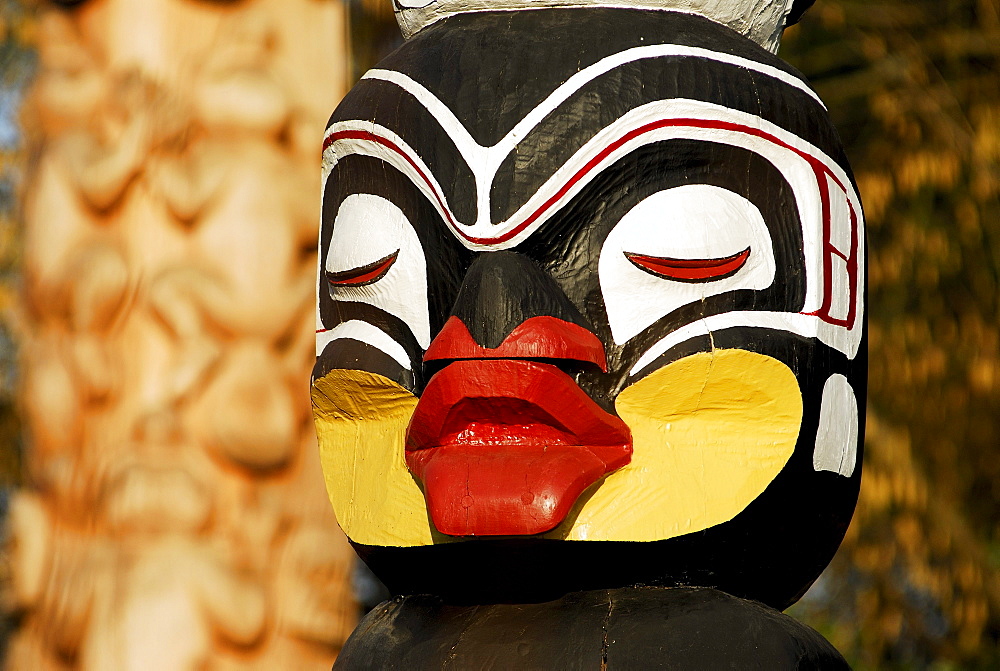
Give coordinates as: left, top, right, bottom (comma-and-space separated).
326, 7, 853, 245
340, 9, 808, 144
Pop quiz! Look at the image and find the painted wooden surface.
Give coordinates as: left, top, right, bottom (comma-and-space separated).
335, 586, 849, 669
314, 6, 865, 615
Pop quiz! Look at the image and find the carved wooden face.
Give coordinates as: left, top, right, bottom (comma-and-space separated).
313, 8, 865, 607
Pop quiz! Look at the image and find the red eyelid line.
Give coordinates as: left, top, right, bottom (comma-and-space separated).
327, 250, 399, 286
625, 247, 751, 282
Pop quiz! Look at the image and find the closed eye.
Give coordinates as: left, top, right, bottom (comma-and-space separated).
624, 247, 750, 283
327, 251, 399, 287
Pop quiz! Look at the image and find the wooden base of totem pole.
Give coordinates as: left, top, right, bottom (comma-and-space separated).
335, 587, 849, 669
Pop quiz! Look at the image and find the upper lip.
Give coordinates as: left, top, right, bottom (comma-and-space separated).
410, 313, 623, 452
423, 315, 608, 372
406, 358, 630, 456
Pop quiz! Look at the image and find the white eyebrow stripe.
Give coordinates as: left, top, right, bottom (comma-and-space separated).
316, 320, 412, 369
484, 98, 857, 250
364, 43, 823, 162
323, 99, 860, 254
499, 43, 824, 152
362, 69, 485, 168
359, 46, 820, 233
630, 310, 864, 374
362, 69, 493, 226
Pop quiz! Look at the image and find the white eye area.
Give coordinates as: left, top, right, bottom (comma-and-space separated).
324, 194, 430, 348
599, 184, 776, 345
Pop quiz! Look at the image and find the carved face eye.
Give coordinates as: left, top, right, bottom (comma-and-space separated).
324, 194, 430, 348
599, 184, 776, 345
624, 247, 751, 283
327, 251, 399, 287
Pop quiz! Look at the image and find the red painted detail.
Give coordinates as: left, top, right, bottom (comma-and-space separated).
801, 167, 860, 329
324, 120, 843, 245
625, 247, 750, 282
324, 118, 860, 329
423, 316, 608, 372
323, 131, 458, 229
405, 359, 632, 536
327, 251, 398, 287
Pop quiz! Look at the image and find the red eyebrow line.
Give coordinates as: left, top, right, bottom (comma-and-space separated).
324, 131, 459, 231
323, 118, 845, 246
625, 247, 751, 282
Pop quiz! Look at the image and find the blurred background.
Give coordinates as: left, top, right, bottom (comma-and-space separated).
0, 0, 997, 669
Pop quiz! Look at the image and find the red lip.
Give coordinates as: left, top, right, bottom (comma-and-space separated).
424, 316, 608, 372
405, 359, 632, 536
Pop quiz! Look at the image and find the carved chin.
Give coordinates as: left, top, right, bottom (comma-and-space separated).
312, 348, 802, 548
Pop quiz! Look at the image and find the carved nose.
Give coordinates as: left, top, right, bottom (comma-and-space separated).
423, 252, 607, 371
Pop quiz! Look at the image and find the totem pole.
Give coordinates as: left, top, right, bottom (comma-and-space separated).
313, 0, 866, 666
7, 1, 356, 668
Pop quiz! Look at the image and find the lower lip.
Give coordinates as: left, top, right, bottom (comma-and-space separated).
405, 360, 632, 536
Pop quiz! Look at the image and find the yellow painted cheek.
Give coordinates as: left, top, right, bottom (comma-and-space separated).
555, 349, 802, 542
311, 370, 438, 547
314, 351, 801, 547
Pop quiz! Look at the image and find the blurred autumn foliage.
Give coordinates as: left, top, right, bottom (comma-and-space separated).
0, 0, 31, 494
781, 1, 1000, 668
0, 0, 33, 656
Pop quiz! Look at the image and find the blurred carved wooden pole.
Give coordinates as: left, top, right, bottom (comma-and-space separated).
4, 0, 357, 668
